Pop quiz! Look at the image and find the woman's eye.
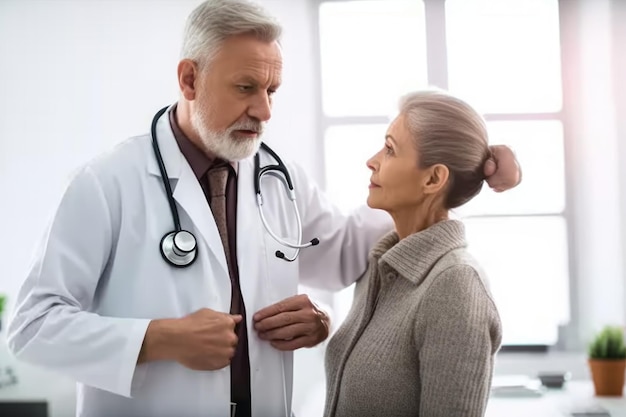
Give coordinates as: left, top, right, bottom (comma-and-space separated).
237, 85, 252, 92
385, 145, 394, 155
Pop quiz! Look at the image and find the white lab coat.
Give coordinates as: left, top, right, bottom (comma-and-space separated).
6, 108, 392, 417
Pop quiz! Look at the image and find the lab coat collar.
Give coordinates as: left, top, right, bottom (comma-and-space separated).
147, 104, 183, 180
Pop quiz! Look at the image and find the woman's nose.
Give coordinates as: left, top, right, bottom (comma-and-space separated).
366, 155, 377, 171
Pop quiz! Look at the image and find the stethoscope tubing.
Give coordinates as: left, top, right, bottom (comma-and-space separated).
152, 106, 318, 266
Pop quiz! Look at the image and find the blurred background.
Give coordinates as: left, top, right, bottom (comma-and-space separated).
0, 0, 625, 416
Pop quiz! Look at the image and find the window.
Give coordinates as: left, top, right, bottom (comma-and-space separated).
318, 0, 569, 347
319, 0, 428, 117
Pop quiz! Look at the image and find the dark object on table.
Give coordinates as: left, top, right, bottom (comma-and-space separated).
0, 401, 48, 417
537, 371, 571, 388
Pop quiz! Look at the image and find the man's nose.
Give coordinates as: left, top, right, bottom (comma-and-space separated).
247, 92, 272, 122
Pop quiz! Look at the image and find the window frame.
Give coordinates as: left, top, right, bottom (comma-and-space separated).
313, 0, 579, 351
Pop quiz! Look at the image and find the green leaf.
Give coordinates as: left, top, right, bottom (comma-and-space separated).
588, 325, 626, 359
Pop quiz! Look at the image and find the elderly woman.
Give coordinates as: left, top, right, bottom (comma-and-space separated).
324, 90, 503, 417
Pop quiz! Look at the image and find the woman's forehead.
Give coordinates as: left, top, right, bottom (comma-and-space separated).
387, 115, 411, 143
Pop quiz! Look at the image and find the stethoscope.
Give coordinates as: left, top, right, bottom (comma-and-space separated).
151, 106, 319, 267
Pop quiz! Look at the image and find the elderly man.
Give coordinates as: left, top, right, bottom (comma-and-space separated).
6, 1, 520, 417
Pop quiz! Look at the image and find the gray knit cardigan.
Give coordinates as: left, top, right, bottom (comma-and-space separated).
324, 220, 502, 417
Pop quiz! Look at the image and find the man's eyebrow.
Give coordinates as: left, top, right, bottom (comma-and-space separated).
234, 75, 258, 84
234, 76, 281, 90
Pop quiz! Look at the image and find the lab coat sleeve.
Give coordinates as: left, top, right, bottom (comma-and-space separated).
6, 165, 150, 398
290, 162, 393, 290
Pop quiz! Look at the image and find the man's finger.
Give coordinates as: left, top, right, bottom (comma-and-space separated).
270, 336, 313, 351
252, 295, 309, 322
254, 308, 310, 332
257, 323, 314, 341
229, 314, 243, 324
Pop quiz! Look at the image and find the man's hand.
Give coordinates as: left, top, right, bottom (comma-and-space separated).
139, 308, 242, 371
484, 144, 522, 192
253, 294, 330, 351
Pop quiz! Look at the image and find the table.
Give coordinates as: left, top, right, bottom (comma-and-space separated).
487, 380, 626, 417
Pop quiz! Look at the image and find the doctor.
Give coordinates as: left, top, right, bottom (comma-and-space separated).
6, 1, 521, 417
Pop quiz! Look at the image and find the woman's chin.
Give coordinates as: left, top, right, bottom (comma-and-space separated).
366, 196, 379, 210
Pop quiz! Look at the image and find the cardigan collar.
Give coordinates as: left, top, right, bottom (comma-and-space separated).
369, 219, 467, 286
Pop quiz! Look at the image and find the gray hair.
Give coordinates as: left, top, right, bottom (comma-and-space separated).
180, 0, 282, 68
400, 90, 491, 209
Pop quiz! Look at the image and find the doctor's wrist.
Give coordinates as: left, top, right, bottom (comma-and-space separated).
138, 318, 180, 364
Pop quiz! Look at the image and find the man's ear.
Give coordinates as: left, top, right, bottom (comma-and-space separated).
423, 164, 449, 195
177, 59, 199, 101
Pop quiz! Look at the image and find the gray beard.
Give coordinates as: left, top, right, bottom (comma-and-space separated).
190, 107, 264, 162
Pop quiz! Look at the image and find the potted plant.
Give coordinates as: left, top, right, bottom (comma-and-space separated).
588, 325, 626, 396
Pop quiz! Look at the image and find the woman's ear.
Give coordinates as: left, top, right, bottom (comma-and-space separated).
177, 59, 199, 101
423, 164, 449, 195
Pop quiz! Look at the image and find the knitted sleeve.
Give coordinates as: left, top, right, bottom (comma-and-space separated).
414, 265, 502, 417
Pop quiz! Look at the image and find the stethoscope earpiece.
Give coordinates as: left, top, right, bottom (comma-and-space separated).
160, 230, 198, 267
274, 238, 318, 262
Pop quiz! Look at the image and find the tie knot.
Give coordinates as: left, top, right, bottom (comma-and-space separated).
207, 166, 229, 199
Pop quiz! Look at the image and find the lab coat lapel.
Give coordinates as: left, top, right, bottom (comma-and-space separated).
236, 157, 266, 307
173, 162, 229, 276
147, 108, 229, 277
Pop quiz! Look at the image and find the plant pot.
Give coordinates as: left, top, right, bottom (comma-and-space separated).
588, 358, 626, 396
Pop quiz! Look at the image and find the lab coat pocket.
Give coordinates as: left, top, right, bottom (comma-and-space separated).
263, 238, 299, 305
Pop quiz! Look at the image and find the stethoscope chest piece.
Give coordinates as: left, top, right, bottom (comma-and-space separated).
160, 230, 197, 267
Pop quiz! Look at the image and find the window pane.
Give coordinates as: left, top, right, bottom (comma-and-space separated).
464, 216, 570, 345
446, 0, 562, 113
324, 124, 388, 213
318, 1, 427, 117
456, 120, 566, 217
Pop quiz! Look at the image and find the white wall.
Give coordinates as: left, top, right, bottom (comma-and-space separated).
566, 0, 625, 344
1, 0, 625, 416
0, 1, 324, 416
612, 0, 626, 330
492, 0, 626, 379
0, 0, 322, 301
